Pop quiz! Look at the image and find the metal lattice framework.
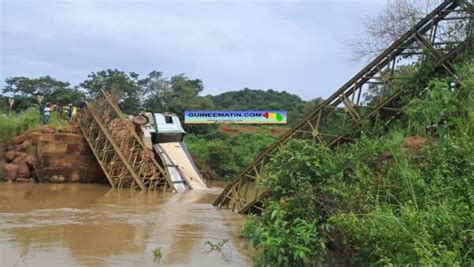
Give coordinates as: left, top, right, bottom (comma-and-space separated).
214, 0, 473, 214
80, 89, 173, 192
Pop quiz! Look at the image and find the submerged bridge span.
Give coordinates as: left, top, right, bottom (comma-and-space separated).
79, 90, 208, 193
79, 90, 173, 191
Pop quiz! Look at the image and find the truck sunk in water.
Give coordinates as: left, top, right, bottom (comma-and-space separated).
133, 112, 207, 192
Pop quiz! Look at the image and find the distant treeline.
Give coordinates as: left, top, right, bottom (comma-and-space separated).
0, 69, 322, 126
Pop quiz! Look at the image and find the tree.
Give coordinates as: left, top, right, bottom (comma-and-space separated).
349, 0, 440, 61
162, 74, 214, 116
50, 87, 86, 106
1, 76, 84, 111
209, 88, 323, 126
79, 69, 142, 114
141, 71, 169, 113
3, 76, 71, 97
79, 70, 214, 116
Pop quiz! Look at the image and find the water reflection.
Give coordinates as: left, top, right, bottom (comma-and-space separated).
0, 183, 252, 266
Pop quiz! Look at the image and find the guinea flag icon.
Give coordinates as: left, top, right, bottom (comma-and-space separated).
276, 113, 283, 122
263, 112, 284, 122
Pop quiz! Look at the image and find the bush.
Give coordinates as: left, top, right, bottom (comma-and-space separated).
242, 202, 324, 267
243, 131, 473, 266
241, 59, 474, 266
0, 108, 41, 143
185, 131, 276, 180
326, 134, 473, 266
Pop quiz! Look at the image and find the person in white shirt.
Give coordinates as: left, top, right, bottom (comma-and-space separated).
43, 103, 51, 124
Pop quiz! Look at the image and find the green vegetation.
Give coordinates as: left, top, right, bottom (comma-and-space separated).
0, 108, 41, 143
0, 107, 75, 146
2, 71, 316, 129
47, 112, 74, 132
3, 76, 85, 110
1, 70, 320, 182
182, 88, 322, 180
1, 70, 213, 116
186, 130, 277, 180
183, 89, 319, 170
209, 88, 322, 125
241, 58, 474, 266
151, 247, 162, 263
2, 1, 471, 265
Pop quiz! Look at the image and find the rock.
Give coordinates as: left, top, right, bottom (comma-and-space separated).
0, 162, 4, 179
17, 140, 31, 152
15, 152, 28, 160
11, 133, 29, 145
49, 175, 57, 182
12, 156, 27, 165
70, 172, 80, 182
41, 126, 55, 134
4, 150, 16, 162
4, 144, 15, 152
4, 164, 19, 180
25, 155, 39, 168
49, 175, 65, 183
16, 162, 30, 178
12, 157, 23, 164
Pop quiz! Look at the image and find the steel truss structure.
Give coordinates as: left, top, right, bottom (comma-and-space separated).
214, 0, 473, 214
80, 90, 173, 191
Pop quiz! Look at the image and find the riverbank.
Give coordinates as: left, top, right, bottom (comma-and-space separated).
1, 124, 106, 183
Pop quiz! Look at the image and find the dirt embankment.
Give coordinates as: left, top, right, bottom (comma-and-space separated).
218, 125, 287, 137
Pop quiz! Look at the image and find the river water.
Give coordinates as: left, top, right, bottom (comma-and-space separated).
0, 183, 253, 266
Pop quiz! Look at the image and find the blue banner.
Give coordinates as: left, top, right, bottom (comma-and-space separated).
184, 110, 287, 124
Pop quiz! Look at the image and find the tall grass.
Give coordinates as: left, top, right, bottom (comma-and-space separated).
0, 108, 42, 143
0, 108, 76, 147
48, 111, 72, 131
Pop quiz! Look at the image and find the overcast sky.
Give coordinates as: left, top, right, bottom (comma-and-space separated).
0, 0, 385, 100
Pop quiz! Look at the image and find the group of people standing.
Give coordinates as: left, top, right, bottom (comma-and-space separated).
42, 103, 78, 124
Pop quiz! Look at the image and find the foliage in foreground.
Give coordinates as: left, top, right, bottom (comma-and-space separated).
243, 134, 474, 266
241, 61, 474, 266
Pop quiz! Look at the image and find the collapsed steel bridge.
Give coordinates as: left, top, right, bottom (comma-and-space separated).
214, 0, 473, 214
79, 90, 173, 192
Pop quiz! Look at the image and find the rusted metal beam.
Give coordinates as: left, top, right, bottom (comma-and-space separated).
79, 90, 173, 192
214, 0, 472, 213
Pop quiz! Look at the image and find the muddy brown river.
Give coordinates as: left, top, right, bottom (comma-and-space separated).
0, 183, 253, 266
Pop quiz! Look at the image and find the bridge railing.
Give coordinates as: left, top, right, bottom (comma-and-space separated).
80, 89, 173, 191
214, 0, 473, 214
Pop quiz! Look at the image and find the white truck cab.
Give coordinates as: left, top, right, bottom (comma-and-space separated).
133, 112, 207, 191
